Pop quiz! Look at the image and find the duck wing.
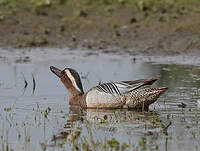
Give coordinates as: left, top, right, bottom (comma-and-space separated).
95, 78, 157, 95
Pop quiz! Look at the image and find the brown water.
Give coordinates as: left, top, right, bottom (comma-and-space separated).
0, 48, 200, 151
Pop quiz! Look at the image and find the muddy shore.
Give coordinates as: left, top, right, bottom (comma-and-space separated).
0, 0, 200, 56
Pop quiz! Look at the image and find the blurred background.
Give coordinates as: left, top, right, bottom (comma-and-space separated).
0, 0, 200, 55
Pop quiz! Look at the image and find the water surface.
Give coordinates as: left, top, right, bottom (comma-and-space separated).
0, 49, 200, 151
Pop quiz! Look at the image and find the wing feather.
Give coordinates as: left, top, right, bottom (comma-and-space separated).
95, 78, 157, 95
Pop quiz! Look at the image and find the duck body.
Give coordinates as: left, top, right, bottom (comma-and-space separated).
84, 81, 167, 109
50, 66, 167, 109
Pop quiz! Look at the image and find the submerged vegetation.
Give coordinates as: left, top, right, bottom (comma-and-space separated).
0, 104, 172, 151
1, 102, 199, 151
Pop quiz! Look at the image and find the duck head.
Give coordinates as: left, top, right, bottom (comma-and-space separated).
50, 66, 84, 98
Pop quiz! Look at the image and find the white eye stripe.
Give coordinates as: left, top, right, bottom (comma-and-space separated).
65, 69, 81, 92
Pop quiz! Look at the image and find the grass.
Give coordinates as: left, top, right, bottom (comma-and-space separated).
0, 104, 174, 151
0, 0, 199, 14
0, 0, 200, 49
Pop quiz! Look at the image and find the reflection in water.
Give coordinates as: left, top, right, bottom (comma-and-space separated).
0, 55, 200, 151
50, 106, 172, 151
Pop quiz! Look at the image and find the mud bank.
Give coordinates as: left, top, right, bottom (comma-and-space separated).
0, 0, 200, 56
1, 47, 200, 65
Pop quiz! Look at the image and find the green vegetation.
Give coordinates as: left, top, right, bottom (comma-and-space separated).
0, 106, 166, 151
0, 0, 197, 14
0, 0, 200, 52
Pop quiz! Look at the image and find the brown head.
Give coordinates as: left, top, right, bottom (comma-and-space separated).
50, 66, 84, 99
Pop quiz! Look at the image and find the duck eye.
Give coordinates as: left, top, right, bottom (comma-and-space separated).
61, 71, 65, 75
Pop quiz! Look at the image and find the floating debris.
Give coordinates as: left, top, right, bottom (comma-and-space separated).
15, 56, 30, 63
177, 102, 187, 108
81, 72, 89, 79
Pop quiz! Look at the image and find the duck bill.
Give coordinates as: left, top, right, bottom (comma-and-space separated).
50, 66, 62, 78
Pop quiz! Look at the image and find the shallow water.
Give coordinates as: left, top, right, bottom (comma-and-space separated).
0, 48, 200, 151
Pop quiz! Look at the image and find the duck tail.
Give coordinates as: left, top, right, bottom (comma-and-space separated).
158, 87, 168, 94
146, 78, 158, 85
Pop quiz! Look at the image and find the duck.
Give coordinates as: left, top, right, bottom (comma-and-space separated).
50, 66, 167, 109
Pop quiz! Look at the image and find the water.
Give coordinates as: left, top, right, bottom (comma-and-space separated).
0, 48, 200, 151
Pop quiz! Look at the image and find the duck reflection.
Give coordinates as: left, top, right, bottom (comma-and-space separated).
52, 106, 169, 141
46, 106, 172, 151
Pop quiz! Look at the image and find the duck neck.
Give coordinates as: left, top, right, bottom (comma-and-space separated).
65, 86, 85, 106
60, 75, 85, 106
67, 87, 84, 99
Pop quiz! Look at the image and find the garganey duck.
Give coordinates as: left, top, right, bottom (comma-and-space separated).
50, 66, 167, 109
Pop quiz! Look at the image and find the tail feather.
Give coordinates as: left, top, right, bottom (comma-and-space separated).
123, 77, 158, 86
157, 87, 168, 94
125, 86, 168, 109
145, 78, 158, 85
